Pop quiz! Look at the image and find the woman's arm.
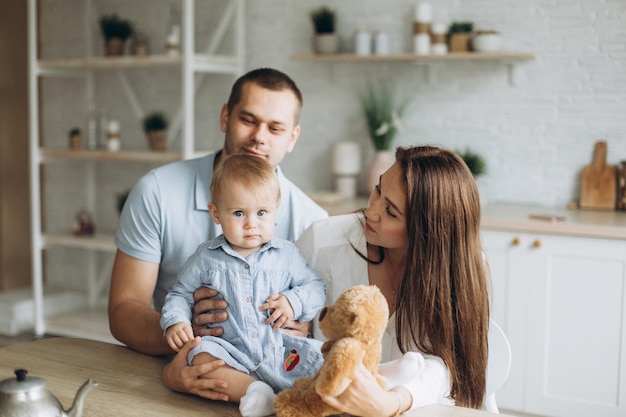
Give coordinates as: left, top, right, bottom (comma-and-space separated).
380, 352, 451, 410
320, 360, 411, 417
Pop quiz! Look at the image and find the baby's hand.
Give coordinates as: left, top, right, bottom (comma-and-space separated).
259, 294, 294, 331
166, 322, 194, 352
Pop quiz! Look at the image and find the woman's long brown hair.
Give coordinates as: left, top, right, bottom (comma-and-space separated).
394, 145, 489, 408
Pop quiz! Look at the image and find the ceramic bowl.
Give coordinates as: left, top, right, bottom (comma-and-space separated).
472, 32, 503, 53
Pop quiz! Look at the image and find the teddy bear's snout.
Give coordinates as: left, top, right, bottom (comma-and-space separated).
319, 306, 328, 322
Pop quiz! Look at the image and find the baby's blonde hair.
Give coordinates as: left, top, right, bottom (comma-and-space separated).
210, 154, 280, 204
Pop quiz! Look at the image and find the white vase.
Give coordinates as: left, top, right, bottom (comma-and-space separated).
313, 33, 340, 54
365, 151, 395, 193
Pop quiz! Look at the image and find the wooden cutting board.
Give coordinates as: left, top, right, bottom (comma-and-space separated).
580, 140, 617, 210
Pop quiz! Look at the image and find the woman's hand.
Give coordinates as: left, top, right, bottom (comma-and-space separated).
320, 356, 407, 417
162, 336, 230, 401
191, 287, 228, 337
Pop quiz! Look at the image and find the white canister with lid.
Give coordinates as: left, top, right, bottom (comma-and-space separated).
414, 33, 431, 55
355, 30, 372, 55
374, 31, 390, 55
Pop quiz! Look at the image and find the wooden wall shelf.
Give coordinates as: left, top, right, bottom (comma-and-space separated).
37, 54, 241, 73
39, 148, 182, 163
292, 52, 534, 63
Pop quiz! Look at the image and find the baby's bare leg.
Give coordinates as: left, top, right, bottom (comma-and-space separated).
191, 352, 256, 402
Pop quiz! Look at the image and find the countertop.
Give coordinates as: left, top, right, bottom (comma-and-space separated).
314, 196, 626, 240
481, 204, 626, 239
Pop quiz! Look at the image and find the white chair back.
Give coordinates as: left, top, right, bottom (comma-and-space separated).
485, 319, 512, 413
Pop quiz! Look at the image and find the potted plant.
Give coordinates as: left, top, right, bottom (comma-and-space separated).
359, 81, 411, 191
448, 21, 474, 53
99, 13, 133, 56
457, 148, 487, 177
142, 112, 168, 151
310, 6, 339, 54
116, 189, 131, 215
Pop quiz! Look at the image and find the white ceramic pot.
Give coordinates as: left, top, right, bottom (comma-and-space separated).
365, 151, 395, 193
313, 33, 340, 54
472, 32, 502, 53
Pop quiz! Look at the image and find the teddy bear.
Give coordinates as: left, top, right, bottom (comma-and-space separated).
274, 284, 389, 417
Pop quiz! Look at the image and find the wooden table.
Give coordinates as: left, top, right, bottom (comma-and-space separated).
0, 338, 508, 417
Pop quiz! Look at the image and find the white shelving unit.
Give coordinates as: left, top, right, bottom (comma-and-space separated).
27, 0, 245, 341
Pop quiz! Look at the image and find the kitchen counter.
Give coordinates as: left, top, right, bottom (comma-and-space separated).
315, 197, 626, 240
481, 204, 626, 239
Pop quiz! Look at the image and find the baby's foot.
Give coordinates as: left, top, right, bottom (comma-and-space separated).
239, 380, 275, 417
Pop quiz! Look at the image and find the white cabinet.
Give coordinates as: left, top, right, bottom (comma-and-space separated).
482, 229, 626, 417
27, 0, 244, 341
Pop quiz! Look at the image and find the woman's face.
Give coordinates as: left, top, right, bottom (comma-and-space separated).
364, 162, 409, 251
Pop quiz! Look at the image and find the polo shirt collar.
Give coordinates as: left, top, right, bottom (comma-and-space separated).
194, 151, 220, 211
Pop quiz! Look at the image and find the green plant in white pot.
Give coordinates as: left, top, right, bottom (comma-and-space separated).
310, 6, 339, 54
359, 81, 411, 192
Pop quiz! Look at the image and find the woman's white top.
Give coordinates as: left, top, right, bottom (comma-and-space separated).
296, 213, 454, 409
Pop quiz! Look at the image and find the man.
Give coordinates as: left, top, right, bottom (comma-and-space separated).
108, 68, 328, 399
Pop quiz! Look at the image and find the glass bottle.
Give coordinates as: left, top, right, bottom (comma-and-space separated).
85, 99, 97, 150
165, 3, 181, 56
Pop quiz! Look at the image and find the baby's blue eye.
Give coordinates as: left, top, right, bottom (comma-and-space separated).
257, 210, 267, 216
234, 211, 244, 217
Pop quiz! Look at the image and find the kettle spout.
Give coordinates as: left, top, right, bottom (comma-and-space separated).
66, 379, 98, 417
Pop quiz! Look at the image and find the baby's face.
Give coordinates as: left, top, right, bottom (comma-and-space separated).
210, 181, 278, 257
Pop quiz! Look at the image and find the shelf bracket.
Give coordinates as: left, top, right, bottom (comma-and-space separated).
506, 61, 527, 86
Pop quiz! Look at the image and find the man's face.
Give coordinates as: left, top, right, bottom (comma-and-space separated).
220, 83, 301, 168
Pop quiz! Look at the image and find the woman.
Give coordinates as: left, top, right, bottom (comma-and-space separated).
296, 145, 490, 415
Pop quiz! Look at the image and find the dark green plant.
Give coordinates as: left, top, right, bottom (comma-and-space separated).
99, 13, 133, 41
359, 81, 411, 151
448, 21, 475, 34
310, 6, 336, 34
457, 148, 487, 177
142, 112, 168, 133
116, 189, 130, 214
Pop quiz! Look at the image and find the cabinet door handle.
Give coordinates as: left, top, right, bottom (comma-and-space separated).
512, 237, 521, 246
532, 239, 542, 248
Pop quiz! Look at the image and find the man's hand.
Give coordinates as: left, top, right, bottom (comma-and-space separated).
163, 336, 230, 401
191, 287, 228, 337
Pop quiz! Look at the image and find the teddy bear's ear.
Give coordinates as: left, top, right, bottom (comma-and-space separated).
319, 306, 328, 322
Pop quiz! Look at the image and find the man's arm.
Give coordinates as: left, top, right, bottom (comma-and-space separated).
108, 249, 173, 356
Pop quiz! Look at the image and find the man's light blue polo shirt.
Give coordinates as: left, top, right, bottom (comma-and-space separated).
114, 151, 328, 311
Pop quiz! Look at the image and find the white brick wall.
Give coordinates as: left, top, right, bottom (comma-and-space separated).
39, 0, 626, 235
246, 0, 626, 207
